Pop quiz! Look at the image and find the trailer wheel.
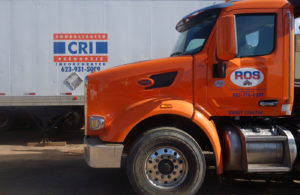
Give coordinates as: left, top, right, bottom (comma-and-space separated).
58, 110, 83, 131
127, 127, 206, 195
0, 109, 13, 132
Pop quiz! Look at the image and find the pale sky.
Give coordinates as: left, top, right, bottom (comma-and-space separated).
296, 18, 300, 34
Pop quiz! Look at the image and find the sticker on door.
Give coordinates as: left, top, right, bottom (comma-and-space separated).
230, 68, 264, 87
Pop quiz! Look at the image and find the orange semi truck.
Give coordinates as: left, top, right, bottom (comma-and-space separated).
84, 0, 300, 194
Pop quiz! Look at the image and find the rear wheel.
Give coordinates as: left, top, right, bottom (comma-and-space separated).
127, 127, 206, 195
58, 110, 84, 131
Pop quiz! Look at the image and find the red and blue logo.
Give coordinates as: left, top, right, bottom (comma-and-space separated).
230, 68, 264, 87
53, 33, 108, 72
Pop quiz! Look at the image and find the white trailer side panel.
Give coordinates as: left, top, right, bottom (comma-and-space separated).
0, 0, 222, 105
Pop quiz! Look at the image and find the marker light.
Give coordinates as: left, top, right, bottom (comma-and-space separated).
89, 116, 105, 131
25, 92, 36, 95
160, 104, 173, 109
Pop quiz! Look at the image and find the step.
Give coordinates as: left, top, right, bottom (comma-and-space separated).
246, 135, 287, 142
248, 164, 291, 173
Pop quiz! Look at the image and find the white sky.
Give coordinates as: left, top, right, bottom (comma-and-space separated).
296, 18, 300, 34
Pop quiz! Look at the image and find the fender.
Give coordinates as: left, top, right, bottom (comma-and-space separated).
99, 98, 223, 174
192, 110, 223, 174
100, 99, 194, 142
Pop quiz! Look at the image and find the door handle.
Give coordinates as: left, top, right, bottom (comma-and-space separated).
259, 99, 278, 107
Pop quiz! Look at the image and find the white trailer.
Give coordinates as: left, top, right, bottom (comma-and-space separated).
0, 0, 222, 131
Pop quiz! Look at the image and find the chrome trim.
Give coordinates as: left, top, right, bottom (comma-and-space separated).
0, 96, 84, 106
259, 100, 278, 107
84, 136, 124, 168
276, 126, 297, 167
145, 147, 188, 189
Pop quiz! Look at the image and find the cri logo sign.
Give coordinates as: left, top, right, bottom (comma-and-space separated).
53, 33, 108, 63
230, 68, 264, 87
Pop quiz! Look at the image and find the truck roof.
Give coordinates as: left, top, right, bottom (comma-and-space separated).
176, 0, 294, 32
225, 0, 292, 10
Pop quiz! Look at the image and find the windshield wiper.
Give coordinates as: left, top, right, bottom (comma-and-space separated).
170, 52, 183, 57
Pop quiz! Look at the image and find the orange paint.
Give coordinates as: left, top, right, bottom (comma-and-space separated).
86, 0, 298, 174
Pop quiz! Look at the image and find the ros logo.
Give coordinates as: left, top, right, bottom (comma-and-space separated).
230, 68, 264, 87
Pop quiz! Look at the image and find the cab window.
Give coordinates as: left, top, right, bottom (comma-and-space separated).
235, 14, 276, 58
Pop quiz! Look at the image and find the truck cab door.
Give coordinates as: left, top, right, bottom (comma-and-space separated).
206, 8, 291, 116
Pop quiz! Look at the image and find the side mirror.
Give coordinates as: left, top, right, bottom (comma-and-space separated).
217, 15, 237, 61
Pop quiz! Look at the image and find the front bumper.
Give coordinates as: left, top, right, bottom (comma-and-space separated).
84, 136, 124, 168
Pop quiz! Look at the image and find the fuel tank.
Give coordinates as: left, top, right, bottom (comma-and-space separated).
220, 123, 297, 172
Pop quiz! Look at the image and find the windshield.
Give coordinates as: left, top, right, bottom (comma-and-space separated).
171, 9, 221, 56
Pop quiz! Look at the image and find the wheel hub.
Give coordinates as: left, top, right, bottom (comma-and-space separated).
145, 147, 188, 189
158, 159, 174, 175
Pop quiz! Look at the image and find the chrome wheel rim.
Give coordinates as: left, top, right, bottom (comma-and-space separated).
145, 147, 188, 189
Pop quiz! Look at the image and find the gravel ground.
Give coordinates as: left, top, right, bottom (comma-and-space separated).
0, 127, 299, 195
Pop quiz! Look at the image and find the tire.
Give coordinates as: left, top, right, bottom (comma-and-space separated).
0, 108, 14, 132
127, 127, 206, 195
58, 110, 84, 131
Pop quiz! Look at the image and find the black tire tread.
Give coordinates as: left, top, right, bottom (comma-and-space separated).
127, 127, 206, 195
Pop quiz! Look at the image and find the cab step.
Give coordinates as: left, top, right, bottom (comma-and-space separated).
248, 164, 291, 172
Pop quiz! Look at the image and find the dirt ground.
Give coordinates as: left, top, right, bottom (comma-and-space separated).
0, 126, 300, 195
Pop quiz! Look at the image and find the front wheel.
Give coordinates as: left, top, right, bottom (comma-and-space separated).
127, 127, 206, 195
